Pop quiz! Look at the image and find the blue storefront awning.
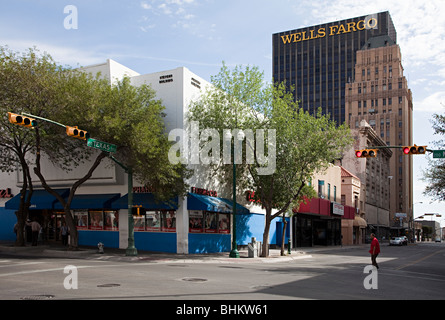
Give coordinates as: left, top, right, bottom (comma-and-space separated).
53, 193, 121, 210
111, 193, 178, 210
187, 193, 250, 215
5, 189, 70, 210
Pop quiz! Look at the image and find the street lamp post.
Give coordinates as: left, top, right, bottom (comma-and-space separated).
229, 143, 239, 258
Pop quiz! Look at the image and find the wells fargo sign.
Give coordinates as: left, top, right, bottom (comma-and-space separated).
280, 17, 378, 44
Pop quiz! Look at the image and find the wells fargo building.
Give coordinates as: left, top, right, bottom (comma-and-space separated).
273, 12, 414, 237
272, 11, 396, 125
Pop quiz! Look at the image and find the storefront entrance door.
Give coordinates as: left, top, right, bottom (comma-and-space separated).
47, 213, 65, 241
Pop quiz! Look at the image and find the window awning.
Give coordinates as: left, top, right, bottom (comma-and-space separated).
111, 193, 178, 210
5, 189, 70, 210
53, 193, 121, 210
353, 215, 367, 228
187, 193, 250, 215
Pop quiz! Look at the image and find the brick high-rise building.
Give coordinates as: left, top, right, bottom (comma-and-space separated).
345, 36, 413, 233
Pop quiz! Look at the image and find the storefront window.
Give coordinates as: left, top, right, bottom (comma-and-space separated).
104, 211, 119, 231
205, 212, 218, 233
190, 211, 230, 234
73, 210, 120, 231
189, 211, 203, 233
89, 211, 104, 230
218, 213, 230, 234
74, 210, 88, 230
130, 209, 177, 233
146, 211, 160, 232
161, 211, 176, 232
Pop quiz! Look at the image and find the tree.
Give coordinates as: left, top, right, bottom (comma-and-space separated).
188, 63, 353, 257
423, 111, 445, 201
0, 46, 84, 246
1, 47, 190, 248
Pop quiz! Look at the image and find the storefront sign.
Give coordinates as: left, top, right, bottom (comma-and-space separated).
0, 188, 13, 198
132, 186, 155, 193
191, 187, 217, 197
331, 203, 344, 216
281, 17, 378, 45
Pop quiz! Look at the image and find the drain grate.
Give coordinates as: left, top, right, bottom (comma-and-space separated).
181, 277, 207, 282
97, 283, 121, 288
21, 295, 55, 300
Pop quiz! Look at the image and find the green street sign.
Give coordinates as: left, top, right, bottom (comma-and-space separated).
87, 138, 117, 153
433, 150, 445, 159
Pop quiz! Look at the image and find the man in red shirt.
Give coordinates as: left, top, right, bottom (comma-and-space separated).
369, 233, 380, 269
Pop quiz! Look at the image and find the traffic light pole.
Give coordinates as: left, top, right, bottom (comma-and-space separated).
22, 112, 66, 128
368, 145, 433, 152
108, 155, 137, 256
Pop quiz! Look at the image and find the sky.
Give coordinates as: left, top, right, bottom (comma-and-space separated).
1, 0, 444, 225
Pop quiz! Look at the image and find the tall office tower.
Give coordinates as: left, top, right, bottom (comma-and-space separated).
345, 39, 413, 231
272, 11, 396, 125
273, 11, 413, 233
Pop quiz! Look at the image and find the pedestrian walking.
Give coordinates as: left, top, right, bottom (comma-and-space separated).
60, 222, 69, 246
369, 233, 380, 269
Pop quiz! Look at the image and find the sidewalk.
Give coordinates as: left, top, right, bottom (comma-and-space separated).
0, 241, 367, 264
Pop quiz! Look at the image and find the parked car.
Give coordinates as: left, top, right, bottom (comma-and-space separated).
435, 237, 442, 243
402, 236, 408, 245
390, 237, 407, 246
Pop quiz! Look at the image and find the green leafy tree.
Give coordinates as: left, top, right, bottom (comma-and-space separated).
188, 63, 353, 257
423, 112, 445, 201
0, 47, 190, 248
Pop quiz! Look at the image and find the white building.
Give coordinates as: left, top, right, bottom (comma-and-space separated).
0, 60, 283, 254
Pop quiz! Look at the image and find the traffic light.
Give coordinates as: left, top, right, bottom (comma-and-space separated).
355, 149, 378, 158
7, 112, 37, 128
66, 126, 89, 141
402, 145, 427, 155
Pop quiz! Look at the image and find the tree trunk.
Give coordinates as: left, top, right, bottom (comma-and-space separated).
261, 212, 272, 257
280, 214, 288, 256
64, 206, 78, 250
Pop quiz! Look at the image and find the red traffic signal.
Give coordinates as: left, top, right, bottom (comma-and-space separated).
66, 126, 89, 141
7, 112, 37, 128
402, 145, 427, 155
355, 149, 377, 158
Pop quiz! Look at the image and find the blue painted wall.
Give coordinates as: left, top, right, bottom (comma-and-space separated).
236, 213, 290, 246
188, 233, 231, 253
78, 230, 177, 253
0, 207, 17, 241
78, 230, 119, 248
134, 232, 177, 253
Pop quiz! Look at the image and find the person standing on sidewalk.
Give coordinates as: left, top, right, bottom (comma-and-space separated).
26, 219, 41, 246
60, 222, 69, 246
369, 233, 380, 269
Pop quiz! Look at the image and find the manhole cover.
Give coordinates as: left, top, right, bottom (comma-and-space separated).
181, 277, 207, 282
97, 283, 121, 288
21, 295, 55, 300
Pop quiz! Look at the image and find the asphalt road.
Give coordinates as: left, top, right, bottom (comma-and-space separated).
0, 242, 444, 303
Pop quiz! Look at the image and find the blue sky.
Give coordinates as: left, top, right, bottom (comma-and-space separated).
1, 0, 445, 222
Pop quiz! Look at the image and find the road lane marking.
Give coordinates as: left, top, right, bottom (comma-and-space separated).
396, 248, 445, 270
0, 262, 44, 268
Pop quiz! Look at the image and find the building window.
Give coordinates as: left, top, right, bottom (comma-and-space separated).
328, 183, 331, 200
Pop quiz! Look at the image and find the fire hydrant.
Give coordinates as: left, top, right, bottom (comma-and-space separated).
97, 242, 104, 254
